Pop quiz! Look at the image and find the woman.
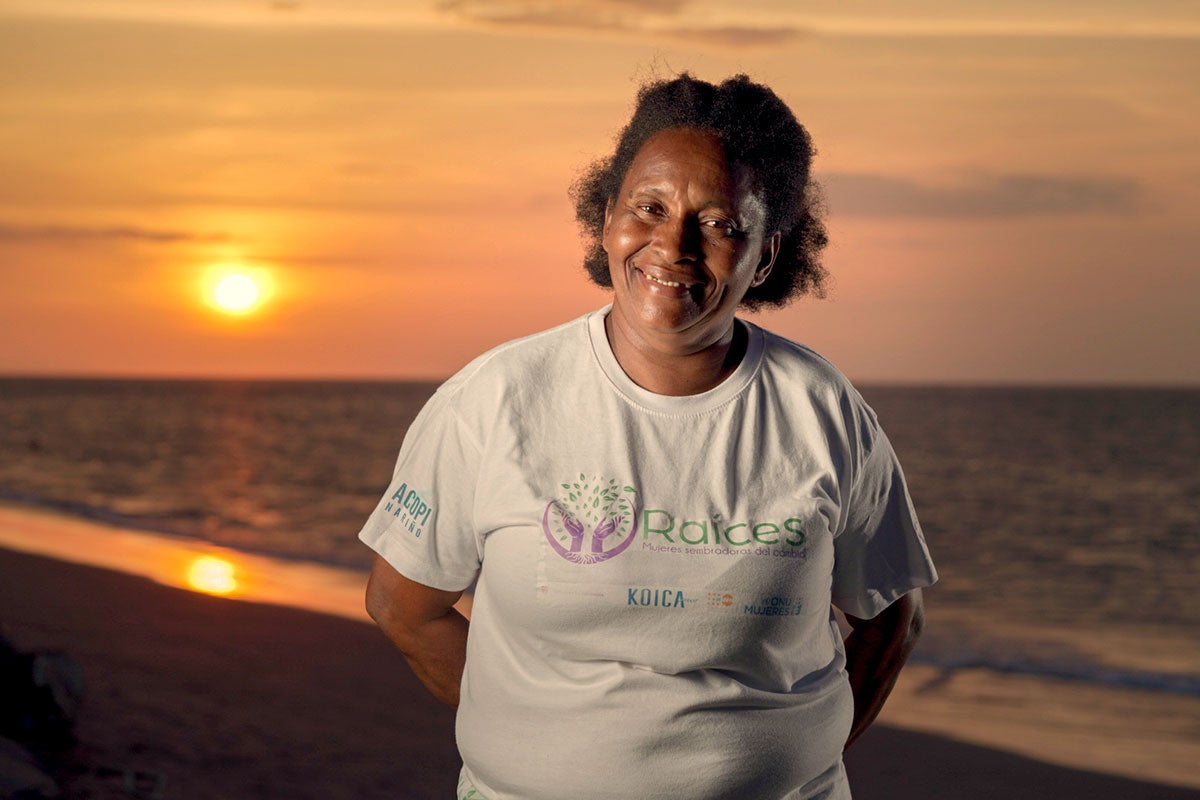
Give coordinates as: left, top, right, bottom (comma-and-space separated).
360, 74, 936, 800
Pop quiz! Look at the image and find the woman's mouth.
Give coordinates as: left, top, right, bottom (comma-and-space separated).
643, 272, 684, 288
634, 267, 697, 298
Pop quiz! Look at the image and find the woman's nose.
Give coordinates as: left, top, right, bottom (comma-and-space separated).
653, 215, 702, 263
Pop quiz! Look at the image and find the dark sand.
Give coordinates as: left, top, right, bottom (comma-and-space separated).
2, 547, 1196, 799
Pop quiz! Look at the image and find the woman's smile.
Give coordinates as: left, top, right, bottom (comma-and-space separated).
638, 270, 686, 290
632, 265, 700, 299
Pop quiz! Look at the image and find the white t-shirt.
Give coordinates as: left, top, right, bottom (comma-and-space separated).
359, 308, 937, 800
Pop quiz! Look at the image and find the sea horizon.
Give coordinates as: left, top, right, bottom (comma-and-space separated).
3, 371, 1198, 390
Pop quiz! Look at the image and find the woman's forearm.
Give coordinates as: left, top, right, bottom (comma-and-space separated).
379, 606, 469, 708
842, 589, 924, 750
364, 556, 469, 708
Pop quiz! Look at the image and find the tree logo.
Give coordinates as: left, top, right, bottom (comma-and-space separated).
542, 474, 638, 564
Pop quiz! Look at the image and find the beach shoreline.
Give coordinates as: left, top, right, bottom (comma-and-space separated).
1, 504, 1198, 797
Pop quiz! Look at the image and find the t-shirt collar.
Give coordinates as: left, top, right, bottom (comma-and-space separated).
587, 305, 764, 415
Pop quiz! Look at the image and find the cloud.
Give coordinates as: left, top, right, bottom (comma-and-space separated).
0, 223, 230, 243
821, 172, 1143, 218
660, 24, 801, 47
438, 0, 689, 22
434, 0, 806, 48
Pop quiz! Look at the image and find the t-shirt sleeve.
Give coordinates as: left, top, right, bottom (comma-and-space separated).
357, 388, 483, 592
832, 423, 937, 619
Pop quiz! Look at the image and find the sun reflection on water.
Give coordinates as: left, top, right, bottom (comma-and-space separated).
0, 506, 373, 621
186, 555, 238, 595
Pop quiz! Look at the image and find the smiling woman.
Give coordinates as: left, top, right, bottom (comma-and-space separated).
358, 73, 936, 800
202, 264, 274, 316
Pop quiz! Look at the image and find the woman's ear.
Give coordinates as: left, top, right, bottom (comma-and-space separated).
751, 231, 781, 287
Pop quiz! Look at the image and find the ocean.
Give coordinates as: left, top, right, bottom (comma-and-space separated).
1, 378, 1197, 699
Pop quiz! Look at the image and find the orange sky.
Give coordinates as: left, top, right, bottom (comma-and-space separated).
2, 1, 1197, 384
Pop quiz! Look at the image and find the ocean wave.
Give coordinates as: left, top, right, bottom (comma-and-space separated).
0, 489, 244, 537
0, 491, 370, 572
912, 648, 1200, 697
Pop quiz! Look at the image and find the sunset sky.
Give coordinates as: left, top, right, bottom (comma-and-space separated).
2, 0, 1197, 385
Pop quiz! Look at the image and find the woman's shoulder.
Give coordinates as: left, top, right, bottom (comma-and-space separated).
752, 322, 858, 395
750, 321, 884, 443
434, 310, 597, 404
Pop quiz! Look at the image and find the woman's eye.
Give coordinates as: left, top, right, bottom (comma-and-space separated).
704, 219, 738, 236
636, 204, 660, 215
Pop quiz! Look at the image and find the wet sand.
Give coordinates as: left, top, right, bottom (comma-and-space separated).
2, 543, 1198, 798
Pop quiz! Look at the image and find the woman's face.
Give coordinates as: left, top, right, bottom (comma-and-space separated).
602, 127, 778, 355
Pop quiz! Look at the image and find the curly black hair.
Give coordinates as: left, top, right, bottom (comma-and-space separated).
570, 73, 827, 309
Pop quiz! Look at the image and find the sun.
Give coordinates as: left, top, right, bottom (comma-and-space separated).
203, 265, 273, 316
214, 273, 260, 313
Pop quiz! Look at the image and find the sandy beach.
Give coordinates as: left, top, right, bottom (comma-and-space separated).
2, 518, 1199, 798
1, 546, 460, 799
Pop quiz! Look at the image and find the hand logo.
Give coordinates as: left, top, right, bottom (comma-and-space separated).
542, 475, 638, 564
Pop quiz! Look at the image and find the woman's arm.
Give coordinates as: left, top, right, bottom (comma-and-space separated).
840, 588, 925, 750
364, 555, 469, 708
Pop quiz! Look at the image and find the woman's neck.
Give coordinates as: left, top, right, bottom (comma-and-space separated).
604, 311, 747, 397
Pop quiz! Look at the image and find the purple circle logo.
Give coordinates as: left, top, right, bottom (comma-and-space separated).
542, 475, 638, 564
